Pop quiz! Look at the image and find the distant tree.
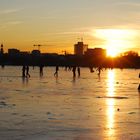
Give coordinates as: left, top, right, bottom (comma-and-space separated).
123, 51, 139, 57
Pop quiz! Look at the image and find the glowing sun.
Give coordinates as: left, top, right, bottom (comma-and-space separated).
93, 29, 138, 57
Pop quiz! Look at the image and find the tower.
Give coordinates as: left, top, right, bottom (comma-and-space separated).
0, 44, 4, 54
74, 41, 88, 55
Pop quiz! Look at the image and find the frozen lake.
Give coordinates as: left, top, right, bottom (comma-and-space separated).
0, 66, 140, 140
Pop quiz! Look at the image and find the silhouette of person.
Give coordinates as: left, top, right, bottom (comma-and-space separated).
26, 65, 30, 78
138, 73, 140, 91
97, 66, 103, 76
138, 84, 140, 91
40, 65, 44, 77
68, 66, 71, 71
65, 66, 68, 71
54, 66, 59, 77
89, 66, 94, 73
77, 67, 80, 77
22, 65, 26, 77
72, 66, 76, 77
1, 64, 5, 69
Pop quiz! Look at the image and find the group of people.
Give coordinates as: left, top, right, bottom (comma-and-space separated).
22, 65, 81, 78
53, 66, 81, 78
21, 66, 140, 91
22, 65, 105, 79
72, 66, 80, 78
22, 65, 30, 78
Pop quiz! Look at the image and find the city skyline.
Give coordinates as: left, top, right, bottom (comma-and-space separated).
0, 0, 140, 55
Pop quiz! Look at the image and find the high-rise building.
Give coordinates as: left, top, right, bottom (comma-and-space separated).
74, 41, 88, 55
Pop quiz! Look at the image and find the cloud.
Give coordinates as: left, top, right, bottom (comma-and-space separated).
0, 20, 23, 29
0, 25, 7, 29
6, 21, 23, 25
115, 1, 140, 13
0, 8, 22, 14
53, 31, 87, 35
116, 0, 140, 6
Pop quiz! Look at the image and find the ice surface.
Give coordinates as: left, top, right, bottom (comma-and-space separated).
0, 67, 140, 140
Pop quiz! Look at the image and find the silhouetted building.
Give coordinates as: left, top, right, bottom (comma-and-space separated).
42, 53, 58, 56
85, 48, 106, 58
74, 41, 88, 55
20, 51, 30, 56
8, 48, 20, 56
31, 50, 40, 56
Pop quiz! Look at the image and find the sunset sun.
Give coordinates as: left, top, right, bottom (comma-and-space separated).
93, 29, 138, 57
107, 48, 117, 57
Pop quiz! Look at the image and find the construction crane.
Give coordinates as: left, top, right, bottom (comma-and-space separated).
77, 37, 83, 42
33, 44, 47, 51
62, 50, 66, 55
62, 50, 69, 55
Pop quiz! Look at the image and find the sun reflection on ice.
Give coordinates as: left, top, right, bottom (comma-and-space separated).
106, 69, 116, 138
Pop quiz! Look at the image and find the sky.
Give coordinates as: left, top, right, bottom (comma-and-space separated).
0, 0, 140, 55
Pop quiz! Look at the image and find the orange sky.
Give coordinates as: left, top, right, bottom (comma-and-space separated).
0, 0, 140, 55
